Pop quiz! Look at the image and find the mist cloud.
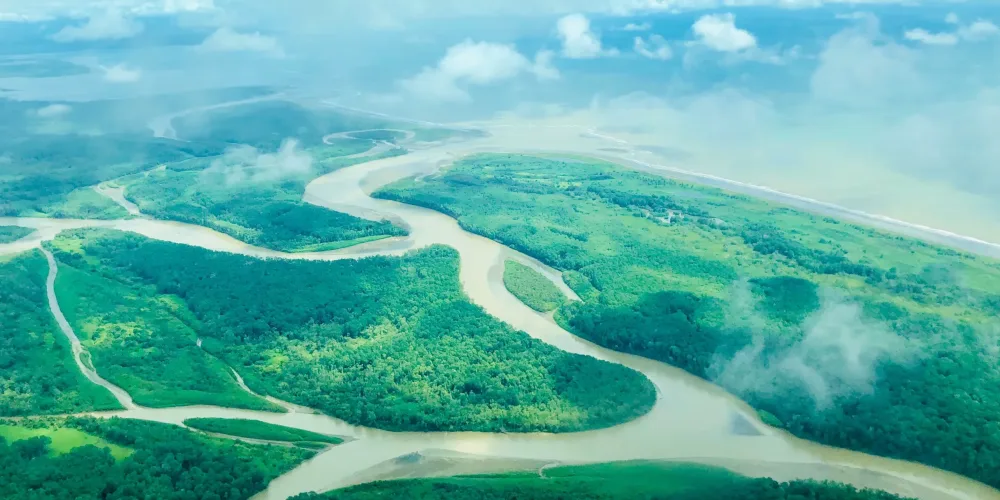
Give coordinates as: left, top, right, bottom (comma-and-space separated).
634, 34, 673, 60
50, 8, 143, 42
713, 286, 915, 411
201, 139, 313, 185
100, 63, 142, 83
199, 27, 285, 57
34, 104, 72, 118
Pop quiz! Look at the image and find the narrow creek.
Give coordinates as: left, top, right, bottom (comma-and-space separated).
1, 126, 999, 500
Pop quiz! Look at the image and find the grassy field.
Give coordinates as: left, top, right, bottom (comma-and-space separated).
0, 422, 133, 460
0, 250, 122, 416
47, 228, 655, 433
502, 260, 567, 312
0, 225, 33, 243
375, 153, 1000, 489
184, 418, 343, 445
296, 461, 909, 500
47, 236, 282, 412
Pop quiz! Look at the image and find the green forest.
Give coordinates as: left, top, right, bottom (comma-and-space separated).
502, 259, 567, 312
0, 225, 34, 243
0, 417, 311, 500
120, 139, 406, 252
47, 237, 281, 411
47, 229, 654, 432
376, 153, 1000, 488
183, 418, 343, 445
295, 461, 910, 500
0, 251, 121, 416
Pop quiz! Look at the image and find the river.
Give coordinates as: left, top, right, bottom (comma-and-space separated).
1, 124, 999, 500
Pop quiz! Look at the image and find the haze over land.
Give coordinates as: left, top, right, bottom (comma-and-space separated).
2, 2, 1000, 500
4, 0, 999, 242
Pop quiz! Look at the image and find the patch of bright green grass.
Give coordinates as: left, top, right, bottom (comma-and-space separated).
0, 423, 133, 460
183, 418, 342, 445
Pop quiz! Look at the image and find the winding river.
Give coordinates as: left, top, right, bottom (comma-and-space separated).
2, 124, 1000, 500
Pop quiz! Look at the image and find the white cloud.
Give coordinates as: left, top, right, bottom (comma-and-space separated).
634, 34, 673, 60
400, 39, 559, 102
202, 139, 312, 185
100, 63, 142, 83
623, 22, 651, 31
199, 27, 285, 57
905, 17, 999, 46
557, 13, 617, 59
34, 104, 72, 118
904, 28, 958, 46
50, 8, 143, 42
691, 13, 757, 52
958, 20, 1000, 41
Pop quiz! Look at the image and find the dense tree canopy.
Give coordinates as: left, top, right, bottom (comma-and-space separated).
0, 417, 310, 500
0, 251, 120, 416
376, 153, 1000, 488
0, 225, 33, 244
48, 229, 655, 432
122, 142, 407, 252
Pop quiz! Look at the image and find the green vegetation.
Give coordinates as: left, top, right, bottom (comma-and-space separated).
294, 461, 910, 500
0, 422, 132, 460
172, 100, 396, 149
0, 417, 311, 500
49, 228, 655, 432
344, 129, 409, 143
0, 251, 121, 416
46, 236, 281, 411
29, 187, 130, 219
0, 225, 33, 243
184, 418, 343, 445
0, 130, 227, 217
121, 140, 406, 252
502, 259, 567, 312
376, 153, 1000, 488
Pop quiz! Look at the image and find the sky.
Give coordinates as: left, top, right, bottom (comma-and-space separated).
1, 0, 999, 241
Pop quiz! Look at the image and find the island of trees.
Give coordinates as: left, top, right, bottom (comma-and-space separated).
376, 152, 1000, 489
46, 228, 655, 432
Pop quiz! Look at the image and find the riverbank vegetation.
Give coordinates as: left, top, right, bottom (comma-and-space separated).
294, 461, 910, 500
502, 260, 567, 312
376, 153, 1000, 488
0, 251, 121, 416
0, 226, 33, 243
183, 418, 343, 445
46, 238, 282, 411
48, 228, 655, 432
120, 139, 407, 252
0, 417, 311, 500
